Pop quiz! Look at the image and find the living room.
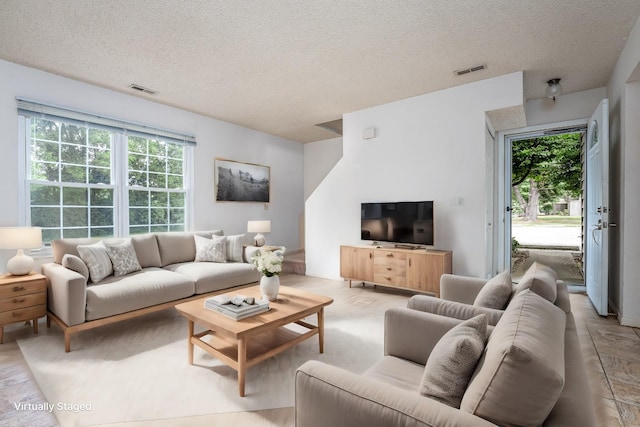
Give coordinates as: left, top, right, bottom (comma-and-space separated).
2, 2, 640, 426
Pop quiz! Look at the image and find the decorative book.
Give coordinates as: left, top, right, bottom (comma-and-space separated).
204, 294, 270, 320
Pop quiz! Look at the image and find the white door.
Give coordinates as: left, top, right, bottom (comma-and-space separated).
585, 99, 609, 316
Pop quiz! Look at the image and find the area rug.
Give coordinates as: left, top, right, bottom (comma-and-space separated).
18, 281, 407, 426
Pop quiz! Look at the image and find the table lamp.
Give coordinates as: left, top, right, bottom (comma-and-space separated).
0, 227, 43, 275
247, 220, 271, 247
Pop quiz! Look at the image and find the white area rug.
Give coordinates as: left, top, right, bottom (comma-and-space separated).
18, 280, 408, 426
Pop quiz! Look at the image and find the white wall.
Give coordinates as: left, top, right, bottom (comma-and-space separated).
526, 87, 607, 126
306, 72, 524, 280
607, 15, 640, 326
0, 60, 304, 271
303, 137, 343, 200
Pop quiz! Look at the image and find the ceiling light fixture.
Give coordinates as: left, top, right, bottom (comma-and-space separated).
545, 78, 563, 102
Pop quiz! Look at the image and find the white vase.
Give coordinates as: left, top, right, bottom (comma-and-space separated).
260, 274, 280, 301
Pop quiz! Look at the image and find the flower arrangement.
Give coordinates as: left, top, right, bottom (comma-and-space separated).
252, 247, 286, 277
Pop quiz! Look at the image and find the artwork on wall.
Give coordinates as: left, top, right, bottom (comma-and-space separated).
214, 158, 270, 202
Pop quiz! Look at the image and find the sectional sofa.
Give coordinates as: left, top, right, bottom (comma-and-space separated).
42, 230, 260, 352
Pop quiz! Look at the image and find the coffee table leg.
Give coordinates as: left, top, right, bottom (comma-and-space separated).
318, 307, 325, 354
238, 337, 247, 397
187, 320, 194, 365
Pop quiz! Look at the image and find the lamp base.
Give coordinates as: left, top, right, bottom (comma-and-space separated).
254, 233, 266, 247
7, 249, 34, 276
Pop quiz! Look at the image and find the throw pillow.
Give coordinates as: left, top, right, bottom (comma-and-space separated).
243, 245, 262, 263
226, 233, 254, 262
62, 254, 90, 282
77, 240, 113, 283
473, 270, 512, 310
104, 238, 142, 277
513, 262, 558, 303
194, 235, 227, 262
420, 314, 488, 408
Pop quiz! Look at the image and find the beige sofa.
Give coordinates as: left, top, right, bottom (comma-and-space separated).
295, 264, 596, 426
42, 230, 260, 352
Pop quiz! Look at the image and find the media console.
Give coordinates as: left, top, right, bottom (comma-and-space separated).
340, 245, 452, 296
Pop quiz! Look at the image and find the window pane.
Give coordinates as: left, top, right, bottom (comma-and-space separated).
148, 173, 166, 188
167, 144, 183, 159
31, 162, 59, 181
129, 190, 148, 207
129, 154, 147, 171
170, 208, 184, 224
88, 147, 110, 167
33, 140, 59, 163
169, 192, 185, 207
148, 156, 166, 173
150, 208, 167, 225
150, 225, 168, 232
129, 225, 149, 235
128, 137, 147, 154
42, 228, 61, 242
63, 187, 88, 206
33, 119, 59, 141
63, 207, 88, 227
31, 184, 60, 205
169, 224, 184, 232
91, 188, 113, 206
167, 159, 183, 174
32, 207, 60, 227
129, 208, 149, 225
64, 228, 88, 238
129, 171, 147, 187
89, 167, 110, 184
150, 191, 167, 207
88, 129, 110, 148
91, 208, 113, 226
61, 124, 86, 144
61, 144, 86, 165
167, 175, 183, 189
91, 227, 113, 237
61, 165, 86, 183
148, 140, 166, 156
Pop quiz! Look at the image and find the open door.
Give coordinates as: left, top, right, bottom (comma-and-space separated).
585, 99, 609, 316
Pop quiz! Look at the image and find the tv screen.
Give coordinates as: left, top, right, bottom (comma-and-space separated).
361, 201, 434, 246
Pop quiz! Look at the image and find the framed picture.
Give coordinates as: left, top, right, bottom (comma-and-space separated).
214, 158, 270, 202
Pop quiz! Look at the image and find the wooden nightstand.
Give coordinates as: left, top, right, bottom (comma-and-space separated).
0, 273, 47, 344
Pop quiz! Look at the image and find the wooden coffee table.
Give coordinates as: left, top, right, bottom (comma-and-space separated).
175, 285, 333, 397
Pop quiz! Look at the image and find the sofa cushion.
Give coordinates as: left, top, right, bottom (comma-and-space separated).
460, 290, 566, 427
225, 233, 254, 262
473, 271, 512, 310
156, 230, 223, 266
62, 254, 90, 282
85, 267, 195, 321
420, 314, 487, 408
52, 237, 98, 264
131, 234, 161, 268
77, 240, 113, 283
364, 355, 424, 393
513, 262, 557, 303
194, 235, 227, 262
164, 261, 259, 294
105, 238, 142, 277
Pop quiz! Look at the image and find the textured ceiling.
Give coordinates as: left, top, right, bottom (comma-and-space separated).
1, 1, 639, 143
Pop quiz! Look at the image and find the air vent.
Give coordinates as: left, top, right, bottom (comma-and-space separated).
129, 84, 157, 95
454, 64, 486, 76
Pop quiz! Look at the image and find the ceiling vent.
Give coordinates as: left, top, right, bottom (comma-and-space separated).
454, 64, 487, 76
129, 84, 157, 95
315, 118, 343, 136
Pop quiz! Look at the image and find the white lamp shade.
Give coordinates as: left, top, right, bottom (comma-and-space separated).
0, 227, 43, 250
247, 221, 271, 233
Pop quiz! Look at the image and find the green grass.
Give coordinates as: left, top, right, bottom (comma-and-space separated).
512, 215, 581, 226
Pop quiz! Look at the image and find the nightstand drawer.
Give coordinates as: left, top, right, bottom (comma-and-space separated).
0, 305, 46, 325
0, 278, 46, 299
0, 292, 46, 312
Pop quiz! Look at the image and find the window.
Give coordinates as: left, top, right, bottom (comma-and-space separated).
19, 101, 194, 245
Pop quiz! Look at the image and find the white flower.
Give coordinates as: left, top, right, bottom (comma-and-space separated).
252, 247, 286, 277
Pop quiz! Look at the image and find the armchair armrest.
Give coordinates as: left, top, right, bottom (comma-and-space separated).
440, 274, 489, 304
384, 307, 467, 365
295, 360, 497, 427
408, 295, 504, 326
42, 262, 87, 326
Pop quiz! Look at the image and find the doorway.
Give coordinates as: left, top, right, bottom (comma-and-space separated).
506, 126, 587, 285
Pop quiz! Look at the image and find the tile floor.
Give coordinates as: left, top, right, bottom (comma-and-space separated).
1, 283, 640, 426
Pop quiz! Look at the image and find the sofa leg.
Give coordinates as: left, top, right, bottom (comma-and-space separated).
65, 332, 71, 353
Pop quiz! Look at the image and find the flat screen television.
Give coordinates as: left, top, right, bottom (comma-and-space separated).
361, 201, 434, 246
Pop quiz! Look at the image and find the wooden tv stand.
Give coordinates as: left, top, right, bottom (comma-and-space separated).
340, 245, 452, 296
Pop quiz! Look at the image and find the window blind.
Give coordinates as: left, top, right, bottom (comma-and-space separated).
16, 97, 196, 146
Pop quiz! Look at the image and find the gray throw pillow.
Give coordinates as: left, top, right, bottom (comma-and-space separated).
77, 240, 113, 283
473, 270, 512, 310
62, 254, 90, 282
194, 235, 227, 262
104, 238, 142, 277
420, 314, 488, 408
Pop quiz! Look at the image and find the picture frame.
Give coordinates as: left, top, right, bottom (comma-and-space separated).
214, 158, 270, 202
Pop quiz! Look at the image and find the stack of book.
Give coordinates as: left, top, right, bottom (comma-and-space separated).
204, 294, 270, 320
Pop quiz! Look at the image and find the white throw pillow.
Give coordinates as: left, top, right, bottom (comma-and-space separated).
420, 314, 488, 408
194, 235, 227, 263
77, 241, 113, 283
226, 233, 254, 262
104, 238, 142, 277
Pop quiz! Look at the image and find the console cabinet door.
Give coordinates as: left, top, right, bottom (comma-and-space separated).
406, 253, 451, 296
340, 246, 374, 282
